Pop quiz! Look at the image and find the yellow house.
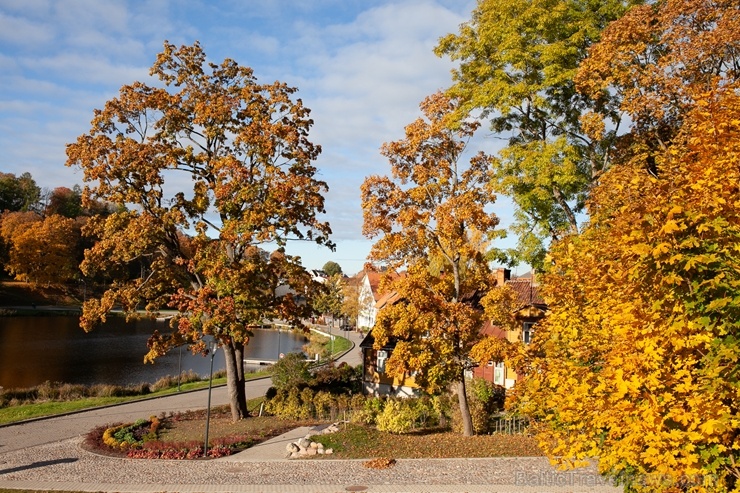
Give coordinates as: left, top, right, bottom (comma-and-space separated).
359, 329, 418, 397
473, 270, 547, 389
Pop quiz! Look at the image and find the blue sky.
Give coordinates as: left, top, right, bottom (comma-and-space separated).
0, 0, 518, 275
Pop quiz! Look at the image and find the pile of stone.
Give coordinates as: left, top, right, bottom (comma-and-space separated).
284, 422, 341, 459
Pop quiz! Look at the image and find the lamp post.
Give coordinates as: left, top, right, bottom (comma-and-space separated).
203, 336, 218, 458
329, 321, 334, 362
177, 344, 183, 392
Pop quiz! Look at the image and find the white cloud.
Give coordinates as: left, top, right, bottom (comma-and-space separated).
20, 53, 149, 86
0, 11, 54, 47
0, 0, 511, 272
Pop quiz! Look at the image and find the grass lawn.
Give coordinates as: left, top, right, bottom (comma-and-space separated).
85, 403, 543, 460
310, 422, 544, 459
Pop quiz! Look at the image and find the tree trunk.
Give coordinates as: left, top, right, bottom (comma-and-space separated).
233, 341, 247, 411
222, 342, 248, 421
456, 377, 474, 437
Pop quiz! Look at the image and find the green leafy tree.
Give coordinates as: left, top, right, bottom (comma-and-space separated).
270, 352, 312, 392
362, 92, 500, 436
312, 273, 344, 320
45, 186, 83, 218
65, 41, 332, 421
435, 0, 642, 268
0, 172, 40, 213
321, 260, 342, 277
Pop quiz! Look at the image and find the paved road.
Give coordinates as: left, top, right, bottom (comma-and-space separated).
0, 328, 364, 452
0, 329, 620, 492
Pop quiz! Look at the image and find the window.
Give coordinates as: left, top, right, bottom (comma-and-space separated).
376, 350, 388, 373
522, 322, 535, 344
493, 362, 505, 386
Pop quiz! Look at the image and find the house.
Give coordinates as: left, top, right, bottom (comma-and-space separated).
359, 329, 418, 397
356, 270, 415, 396
472, 269, 547, 389
358, 267, 546, 396
309, 269, 328, 284
356, 269, 391, 331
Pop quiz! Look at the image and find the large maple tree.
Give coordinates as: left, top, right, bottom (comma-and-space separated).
361, 92, 500, 436
66, 41, 332, 420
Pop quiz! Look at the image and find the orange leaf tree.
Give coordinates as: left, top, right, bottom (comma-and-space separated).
514, 1, 740, 490
65, 41, 332, 421
361, 92, 500, 436
1, 212, 80, 286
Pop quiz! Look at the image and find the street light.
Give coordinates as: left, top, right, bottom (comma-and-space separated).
203, 336, 219, 458
177, 344, 183, 392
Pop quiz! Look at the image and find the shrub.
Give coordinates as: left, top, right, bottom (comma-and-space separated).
101, 416, 161, 450
350, 396, 386, 425
311, 362, 362, 394
299, 387, 315, 419
313, 391, 335, 420
302, 332, 330, 360
270, 353, 311, 391
375, 399, 434, 434
149, 370, 201, 392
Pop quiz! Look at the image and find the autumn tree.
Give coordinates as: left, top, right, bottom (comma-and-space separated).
65, 41, 332, 421
361, 92, 500, 436
435, 0, 642, 268
0, 212, 80, 286
514, 1, 740, 490
45, 186, 83, 218
341, 279, 361, 328
576, 0, 740, 155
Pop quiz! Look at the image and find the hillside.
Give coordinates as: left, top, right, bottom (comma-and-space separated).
0, 281, 81, 307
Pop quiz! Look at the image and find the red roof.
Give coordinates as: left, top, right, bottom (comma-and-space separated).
506, 278, 545, 306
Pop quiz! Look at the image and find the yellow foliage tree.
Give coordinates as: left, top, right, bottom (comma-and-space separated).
516, 79, 740, 493
514, 3, 740, 490
1, 212, 80, 286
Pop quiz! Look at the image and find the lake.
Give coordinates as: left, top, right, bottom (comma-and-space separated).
0, 316, 309, 389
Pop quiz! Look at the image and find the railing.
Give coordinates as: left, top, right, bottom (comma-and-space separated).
489, 415, 529, 434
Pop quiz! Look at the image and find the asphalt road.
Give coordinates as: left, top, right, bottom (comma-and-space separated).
0, 328, 364, 453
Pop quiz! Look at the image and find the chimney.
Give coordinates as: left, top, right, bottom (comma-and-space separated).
495, 268, 510, 286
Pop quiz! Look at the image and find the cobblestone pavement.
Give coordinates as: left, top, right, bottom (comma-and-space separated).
0, 437, 620, 493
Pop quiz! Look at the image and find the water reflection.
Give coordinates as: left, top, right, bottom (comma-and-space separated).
0, 316, 308, 389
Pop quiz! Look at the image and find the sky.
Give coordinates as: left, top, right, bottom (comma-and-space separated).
0, 0, 520, 276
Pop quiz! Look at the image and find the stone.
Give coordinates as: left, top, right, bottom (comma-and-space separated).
286, 443, 300, 453
297, 437, 312, 449
325, 448, 333, 455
